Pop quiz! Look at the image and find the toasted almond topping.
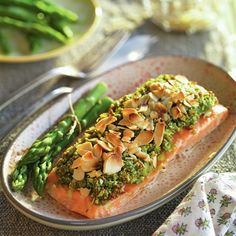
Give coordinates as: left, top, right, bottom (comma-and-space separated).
148, 92, 158, 102
71, 158, 83, 169
150, 111, 159, 119
122, 108, 137, 117
136, 151, 150, 161
103, 154, 124, 175
152, 154, 158, 168
149, 83, 163, 91
118, 118, 133, 127
95, 115, 117, 134
154, 102, 167, 114
139, 94, 150, 105
146, 119, 154, 131
122, 129, 134, 143
172, 91, 185, 103
154, 120, 166, 147
79, 188, 90, 198
136, 118, 149, 130
125, 142, 139, 154
123, 99, 133, 108
105, 132, 119, 146
102, 152, 112, 161
73, 167, 85, 181
87, 170, 102, 178
97, 140, 113, 152
171, 106, 182, 119
93, 144, 103, 159
80, 151, 100, 172
76, 142, 93, 156
178, 103, 187, 114
134, 130, 154, 146
105, 132, 125, 152
123, 99, 138, 108
139, 105, 148, 112
109, 130, 121, 136
129, 113, 144, 124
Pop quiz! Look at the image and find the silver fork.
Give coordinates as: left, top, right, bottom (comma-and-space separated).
0, 30, 130, 139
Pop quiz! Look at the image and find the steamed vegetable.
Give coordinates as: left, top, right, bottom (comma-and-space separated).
0, 0, 79, 54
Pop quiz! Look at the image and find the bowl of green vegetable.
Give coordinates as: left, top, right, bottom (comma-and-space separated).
0, 0, 101, 62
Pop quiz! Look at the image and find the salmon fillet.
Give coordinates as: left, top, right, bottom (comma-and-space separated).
47, 104, 228, 218
46, 74, 229, 218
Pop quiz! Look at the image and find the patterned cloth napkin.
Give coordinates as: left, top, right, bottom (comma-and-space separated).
153, 172, 236, 236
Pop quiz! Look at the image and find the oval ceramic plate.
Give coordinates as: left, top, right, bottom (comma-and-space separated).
0, 0, 101, 63
1, 56, 236, 230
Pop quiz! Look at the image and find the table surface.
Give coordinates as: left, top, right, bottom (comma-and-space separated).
0, 16, 236, 236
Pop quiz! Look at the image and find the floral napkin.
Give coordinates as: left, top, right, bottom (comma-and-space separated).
153, 172, 236, 236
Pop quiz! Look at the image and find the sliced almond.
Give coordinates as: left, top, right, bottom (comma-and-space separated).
73, 167, 85, 181
150, 111, 159, 119
71, 157, 83, 169
154, 102, 167, 114
123, 99, 138, 108
129, 113, 144, 124
152, 154, 158, 168
87, 170, 102, 178
149, 83, 163, 92
171, 106, 182, 119
76, 142, 93, 156
146, 119, 154, 131
122, 129, 134, 142
97, 139, 113, 152
178, 103, 187, 114
136, 151, 150, 161
139, 94, 150, 105
134, 130, 153, 146
79, 188, 90, 198
123, 99, 133, 108
105, 132, 120, 147
148, 92, 158, 102
109, 130, 121, 137
122, 108, 137, 118
80, 151, 100, 172
103, 154, 124, 175
93, 144, 103, 159
118, 118, 133, 127
139, 105, 148, 113
125, 142, 139, 154
95, 115, 117, 134
172, 91, 185, 103
136, 118, 150, 130
154, 121, 165, 147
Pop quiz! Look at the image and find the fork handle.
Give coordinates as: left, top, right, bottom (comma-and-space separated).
0, 67, 74, 140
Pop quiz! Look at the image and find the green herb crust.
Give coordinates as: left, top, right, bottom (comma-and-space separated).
55, 74, 218, 205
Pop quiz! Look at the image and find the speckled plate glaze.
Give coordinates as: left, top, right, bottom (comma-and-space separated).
1, 56, 236, 230
0, 0, 101, 63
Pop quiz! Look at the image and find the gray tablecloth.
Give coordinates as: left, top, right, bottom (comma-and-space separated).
0, 1, 235, 235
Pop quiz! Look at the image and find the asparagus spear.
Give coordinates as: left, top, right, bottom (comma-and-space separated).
11, 83, 109, 192
81, 97, 113, 129
0, 30, 10, 54
27, 33, 42, 53
51, 19, 74, 39
0, 5, 46, 23
0, 16, 67, 43
0, 0, 78, 22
